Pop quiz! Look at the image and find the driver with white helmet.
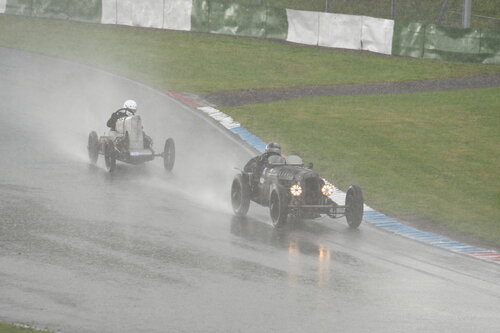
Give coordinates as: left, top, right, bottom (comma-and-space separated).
106, 99, 137, 131
106, 100, 153, 149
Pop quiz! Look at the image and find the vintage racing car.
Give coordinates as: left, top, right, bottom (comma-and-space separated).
231, 155, 364, 228
87, 113, 175, 172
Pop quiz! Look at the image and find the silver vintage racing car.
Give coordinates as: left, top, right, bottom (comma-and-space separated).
87, 112, 175, 173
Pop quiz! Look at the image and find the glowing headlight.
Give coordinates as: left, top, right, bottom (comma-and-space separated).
321, 184, 334, 196
290, 184, 302, 197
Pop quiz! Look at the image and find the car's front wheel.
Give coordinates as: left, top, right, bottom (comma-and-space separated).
231, 174, 250, 217
269, 187, 288, 227
345, 185, 364, 228
88, 131, 99, 165
103, 139, 116, 173
163, 138, 175, 172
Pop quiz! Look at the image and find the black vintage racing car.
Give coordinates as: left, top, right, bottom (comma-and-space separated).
231, 155, 364, 228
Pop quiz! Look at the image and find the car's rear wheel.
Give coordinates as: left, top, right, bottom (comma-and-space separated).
345, 185, 364, 228
88, 131, 99, 165
104, 139, 116, 173
163, 138, 175, 172
231, 174, 250, 217
269, 187, 288, 227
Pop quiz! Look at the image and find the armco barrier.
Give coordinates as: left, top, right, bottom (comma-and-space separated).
4, 0, 101, 23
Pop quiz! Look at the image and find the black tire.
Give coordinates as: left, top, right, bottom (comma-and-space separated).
231, 174, 251, 217
103, 139, 116, 173
345, 185, 364, 228
269, 187, 288, 228
163, 138, 175, 172
87, 131, 99, 165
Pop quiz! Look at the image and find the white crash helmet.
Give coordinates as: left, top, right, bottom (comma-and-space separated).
123, 99, 137, 113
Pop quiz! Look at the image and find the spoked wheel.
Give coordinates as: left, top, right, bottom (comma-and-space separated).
103, 139, 116, 173
163, 138, 175, 172
269, 187, 288, 228
231, 174, 250, 217
88, 131, 99, 165
345, 185, 364, 228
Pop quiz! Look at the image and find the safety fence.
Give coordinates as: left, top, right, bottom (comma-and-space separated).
101, 0, 192, 31
393, 21, 500, 64
0, 0, 499, 64
0, 0, 102, 23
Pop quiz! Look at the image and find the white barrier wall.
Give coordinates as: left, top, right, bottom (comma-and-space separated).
0, 0, 6, 14
133, 0, 164, 28
286, 9, 319, 46
288, 9, 393, 55
163, 0, 192, 31
116, 0, 133, 26
319, 13, 362, 50
102, 0, 191, 31
361, 16, 394, 55
102, 0, 117, 24
116, 0, 164, 28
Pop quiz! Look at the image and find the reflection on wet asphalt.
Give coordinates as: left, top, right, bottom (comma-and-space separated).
1, 47, 499, 333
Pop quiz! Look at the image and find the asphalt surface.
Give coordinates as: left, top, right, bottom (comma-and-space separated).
204, 74, 500, 107
1, 47, 499, 333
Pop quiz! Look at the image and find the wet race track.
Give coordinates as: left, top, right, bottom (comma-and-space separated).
1, 47, 499, 332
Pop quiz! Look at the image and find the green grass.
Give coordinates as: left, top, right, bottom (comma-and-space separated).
0, 15, 499, 94
222, 88, 500, 247
0, 323, 52, 333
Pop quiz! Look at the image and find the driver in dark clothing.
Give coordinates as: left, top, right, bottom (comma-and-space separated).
106, 99, 153, 149
244, 142, 282, 190
107, 99, 137, 131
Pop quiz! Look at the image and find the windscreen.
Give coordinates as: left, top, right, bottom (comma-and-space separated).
285, 155, 303, 166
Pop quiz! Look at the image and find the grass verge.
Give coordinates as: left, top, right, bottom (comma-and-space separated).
0, 15, 499, 94
0, 323, 52, 333
222, 88, 500, 247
